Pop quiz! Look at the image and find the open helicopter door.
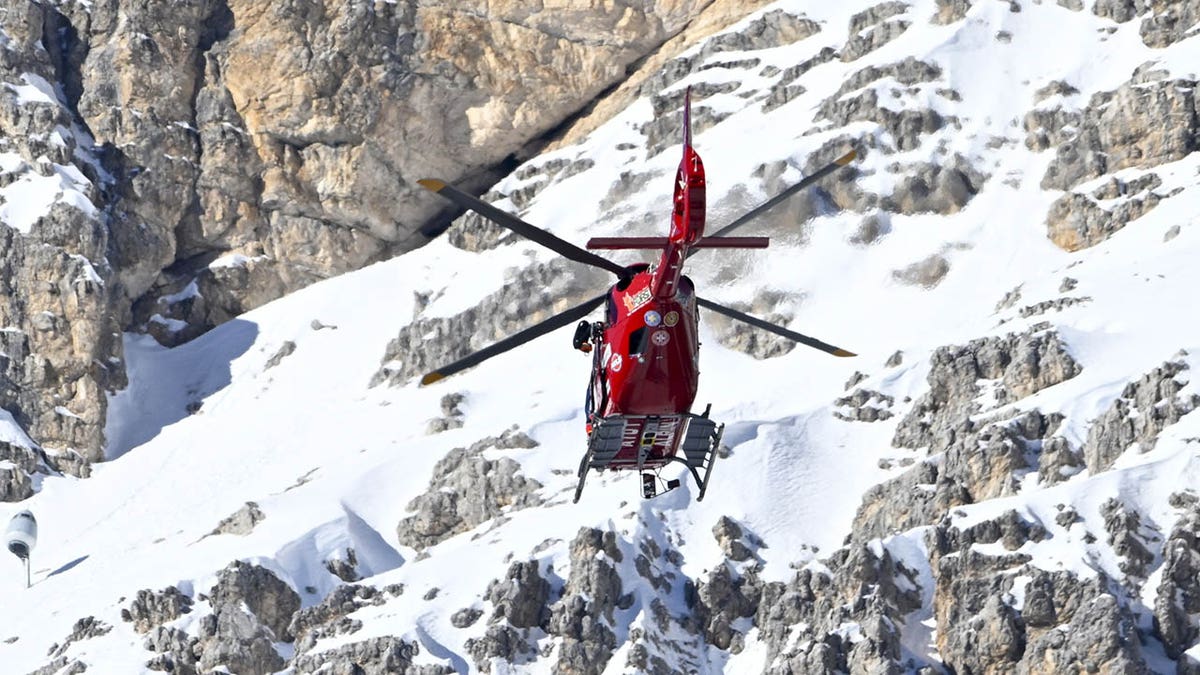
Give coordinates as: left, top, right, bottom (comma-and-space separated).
572, 412, 724, 502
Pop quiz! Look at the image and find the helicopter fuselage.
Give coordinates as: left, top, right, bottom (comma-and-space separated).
599, 269, 700, 417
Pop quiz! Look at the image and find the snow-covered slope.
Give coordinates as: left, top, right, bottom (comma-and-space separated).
3, 0, 1200, 673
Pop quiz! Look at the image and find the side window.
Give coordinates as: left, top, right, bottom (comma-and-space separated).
629, 327, 646, 355
606, 292, 617, 324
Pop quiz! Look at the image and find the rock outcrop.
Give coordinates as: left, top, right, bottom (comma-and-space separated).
1154, 499, 1200, 659
1039, 67, 1196, 250
395, 429, 542, 550
373, 259, 608, 386
855, 326, 1081, 539
549, 528, 625, 675
1082, 357, 1200, 474
123, 586, 194, 634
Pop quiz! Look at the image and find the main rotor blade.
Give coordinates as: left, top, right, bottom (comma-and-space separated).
693, 150, 858, 257
418, 179, 626, 276
421, 293, 607, 385
697, 296, 855, 357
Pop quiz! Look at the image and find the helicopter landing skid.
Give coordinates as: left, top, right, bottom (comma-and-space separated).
573, 412, 724, 503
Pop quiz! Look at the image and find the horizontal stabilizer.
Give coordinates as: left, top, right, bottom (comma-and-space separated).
587, 236, 769, 250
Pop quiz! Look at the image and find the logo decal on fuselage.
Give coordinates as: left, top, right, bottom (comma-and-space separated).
610, 353, 623, 372
623, 287, 652, 313
664, 311, 679, 327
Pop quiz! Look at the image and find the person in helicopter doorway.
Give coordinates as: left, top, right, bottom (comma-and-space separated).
574, 287, 622, 435
574, 317, 606, 435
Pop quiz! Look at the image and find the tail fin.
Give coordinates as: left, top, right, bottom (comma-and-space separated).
683, 85, 693, 149
670, 87, 706, 246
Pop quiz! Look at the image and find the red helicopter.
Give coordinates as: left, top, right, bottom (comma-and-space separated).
418, 89, 857, 502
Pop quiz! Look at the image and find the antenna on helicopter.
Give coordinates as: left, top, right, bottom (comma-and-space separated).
6, 510, 37, 588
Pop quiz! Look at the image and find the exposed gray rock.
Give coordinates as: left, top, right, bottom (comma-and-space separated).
927, 512, 1150, 674
1046, 173, 1165, 251
599, 169, 662, 212
843, 20, 912, 63
122, 587, 194, 634
1083, 358, 1200, 474
1037, 435, 1085, 484
1018, 296, 1093, 318
0, 440, 40, 502
427, 392, 466, 434
290, 584, 386, 659
854, 457, 967, 540
1093, 0, 1149, 23
894, 326, 1080, 453
486, 560, 551, 629
466, 623, 536, 672
196, 606, 286, 675
373, 259, 609, 386
143, 626, 200, 675
834, 388, 896, 422
395, 429, 542, 550
445, 203, 514, 254
1102, 498, 1156, 579
855, 328, 1080, 539
843, 3, 912, 62
291, 636, 449, 675
832, 57, 943, 102
0, 3, 124, 467
1024, 592, 1148, 673
208, 501, 265, 537
324, 548, 361, 583
883, 156, 987, 215
639, 9, 823, 101
641, 103, 731, 158
1153, 503, 1200, 658
549, 528, 624, 675
712, 516, 763, 563
704, 9, 822, 55
694, 563, 762, 651
893, 254, 950, 288
932, 0, 972, 24
762, 47, 838, 114
753, 543, 921, 673
850, 212, 891, 245
995, 285, 1024, 312
263, 341, 296, 370
1140, 1, 1200, 48
209, 560, 301, 643
451, 607, 483, 629
1059, 277, 1079, 292
1041, 74, 1198, 194
47, 617, 112, 659
845, 371, 868, 391
818, 86, 947, 153
28, 656, 88, 675
707, 290, 798, 360
1034, 79, 1081, 104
